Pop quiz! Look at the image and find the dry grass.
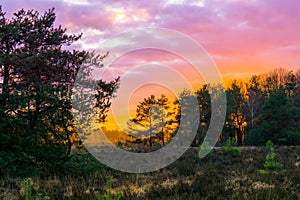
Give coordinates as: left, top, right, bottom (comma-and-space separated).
1, 147, 300, 199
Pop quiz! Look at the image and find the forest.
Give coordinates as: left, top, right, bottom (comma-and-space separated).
126, 69, 300, 149
1, 7, 300, 200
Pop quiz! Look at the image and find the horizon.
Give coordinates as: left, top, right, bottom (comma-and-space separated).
2, 0, 300, 131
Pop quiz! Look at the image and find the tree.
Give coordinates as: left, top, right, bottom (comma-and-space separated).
244, 75, 264, 131
156, 94, 175, 146
260, 68, 294, 98
246, 86, 300, 145
194, 84, 211, 146
285, 70, 296, 97
173, 89, 200, 147
95, 77, 120, 123
223, 81, 246, 145
295, 69, 300, 90
0, 7, 118, 175
127, 94, 175, 147
224, 81, 245, 145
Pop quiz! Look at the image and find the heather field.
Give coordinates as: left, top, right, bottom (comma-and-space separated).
2, 146, 300, 200
1, 2, 300, 200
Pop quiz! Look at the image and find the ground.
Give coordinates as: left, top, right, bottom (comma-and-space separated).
1, 146, 300, 199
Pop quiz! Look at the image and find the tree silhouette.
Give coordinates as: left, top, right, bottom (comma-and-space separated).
194, 84, 211, 146
0, 7, 118, 175
95, 77, 120, 123
244, 75, 264, 131
247, 87, 300, 145
127, 94, 175, 147
224, 81, 246, 145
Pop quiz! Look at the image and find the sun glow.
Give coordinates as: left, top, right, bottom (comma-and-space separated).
111, 9, 149, 24
114, 12, 127, 23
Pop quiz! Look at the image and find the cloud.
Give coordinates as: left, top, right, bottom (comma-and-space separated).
2, 0, 300, 78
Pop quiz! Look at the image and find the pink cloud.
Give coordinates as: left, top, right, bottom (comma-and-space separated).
2, 0, 300, 79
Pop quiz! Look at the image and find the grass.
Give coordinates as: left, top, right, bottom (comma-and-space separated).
1, 146, 300, 199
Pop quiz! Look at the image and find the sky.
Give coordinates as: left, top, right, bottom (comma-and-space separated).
2, 0, 300, 130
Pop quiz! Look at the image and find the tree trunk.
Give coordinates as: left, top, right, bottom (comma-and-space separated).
1, 42, 11, 114
161, 128, 165, 146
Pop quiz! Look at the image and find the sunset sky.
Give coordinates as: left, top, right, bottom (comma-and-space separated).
2, 0, 300, 130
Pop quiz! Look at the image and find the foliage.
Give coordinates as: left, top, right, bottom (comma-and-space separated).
127, 94, 176, 147
223, 81, 247, 145
244, 75, 264, 132
263, 140, 281, 170
264, 154, 281, 170
194, 84, 211, 146
95, 77, 120, 123
246, 87, 300, 145
222, 138, 242, 156
173, 89, 200, 147
94, 176, 122, 200
0, 7, 84, 175
0, 7, 119, 176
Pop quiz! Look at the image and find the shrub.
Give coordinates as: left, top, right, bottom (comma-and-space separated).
222, 138, 241, 156
264, 155, 281, 170
263, 140, 281, 170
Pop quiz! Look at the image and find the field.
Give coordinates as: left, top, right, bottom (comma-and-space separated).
1, 2, 300, 200
2, 146, 300, 200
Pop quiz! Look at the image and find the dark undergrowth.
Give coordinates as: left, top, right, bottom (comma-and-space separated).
1, 146, 300, 200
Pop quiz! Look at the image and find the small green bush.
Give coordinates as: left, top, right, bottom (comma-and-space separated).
222, 138, 241, 156
264, 152, 281, 170
263, 140, 281, 170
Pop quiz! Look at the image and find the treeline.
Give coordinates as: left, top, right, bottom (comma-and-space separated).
127, 68, 300, 147
0, 7, 299, 177
218, 68, 300, 146
223, 68, 300, 146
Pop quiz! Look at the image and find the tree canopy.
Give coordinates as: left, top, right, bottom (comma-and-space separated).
0, 7, 119, 176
